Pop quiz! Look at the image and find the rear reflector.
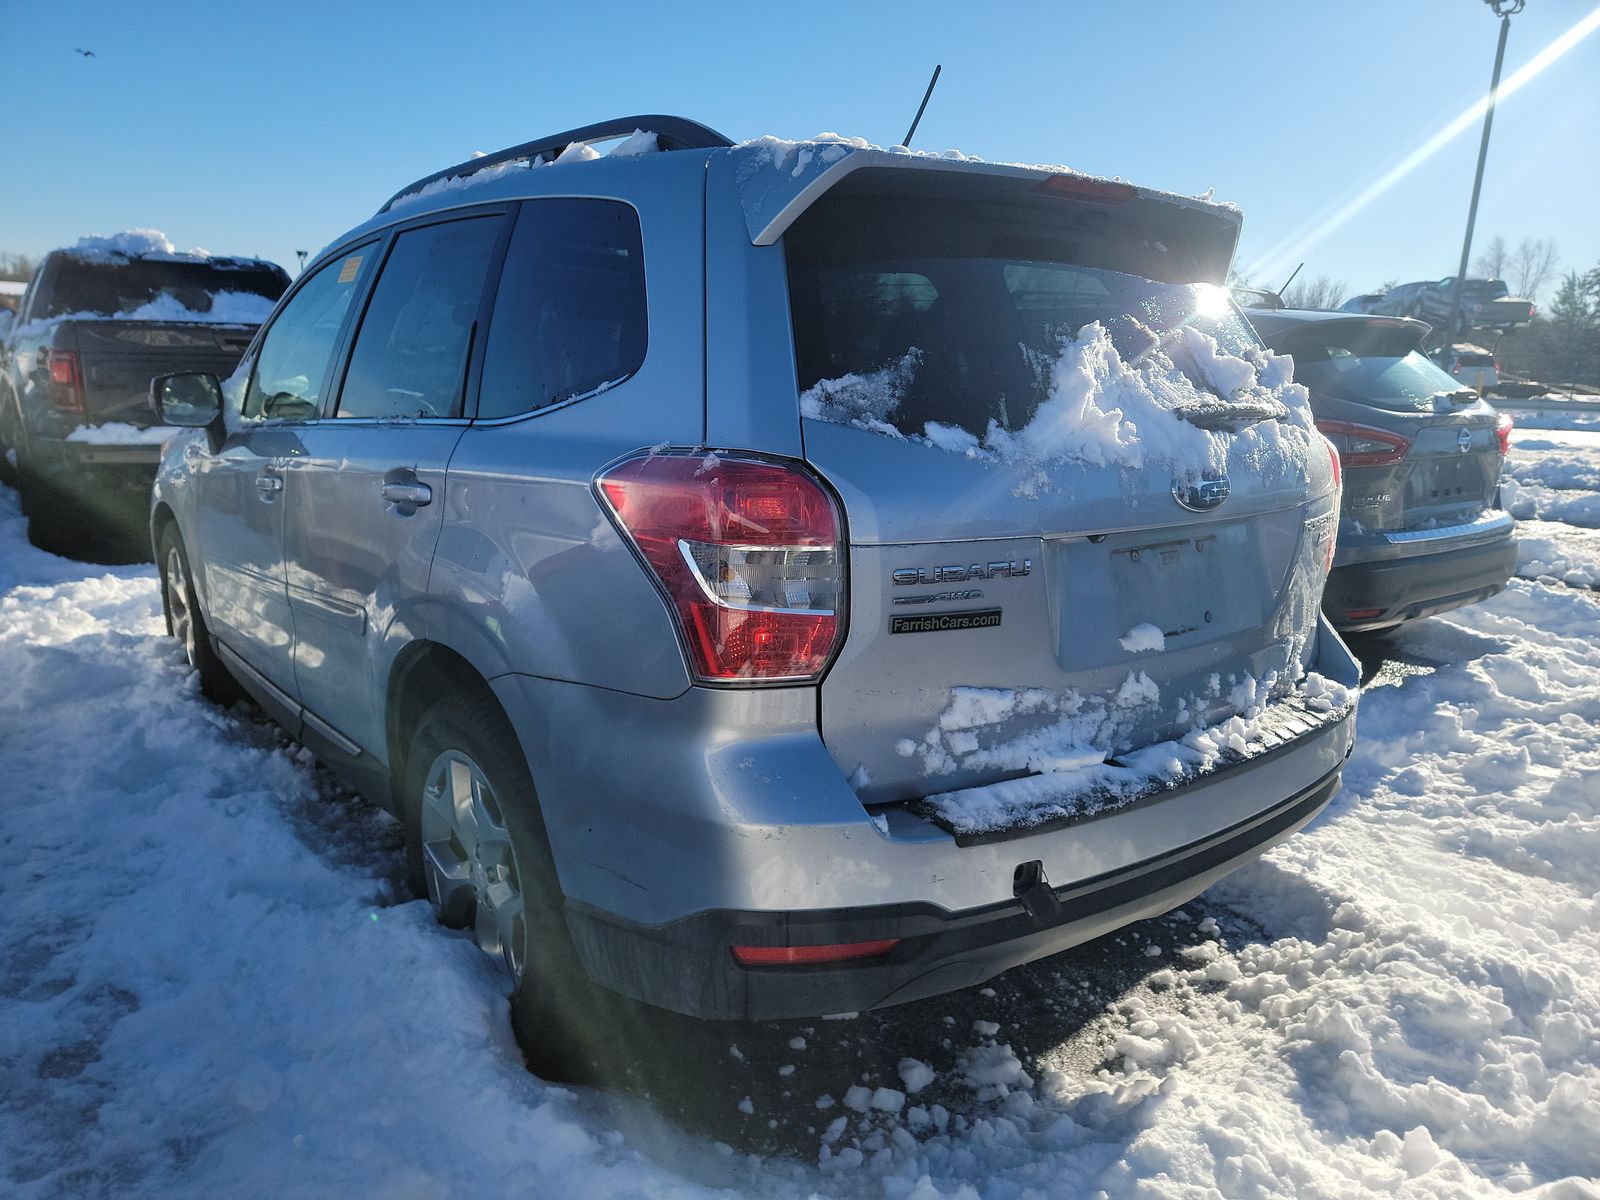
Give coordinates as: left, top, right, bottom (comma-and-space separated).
1495, 412, 1513, 456
731, 939, 899, 967
1345, 608, 1384, 621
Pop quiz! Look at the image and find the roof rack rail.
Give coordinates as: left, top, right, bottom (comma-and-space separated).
379, 114, 733, 213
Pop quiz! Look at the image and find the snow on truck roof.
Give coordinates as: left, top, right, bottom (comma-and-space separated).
371, 118, 1241, 276
60, 229, 272, 270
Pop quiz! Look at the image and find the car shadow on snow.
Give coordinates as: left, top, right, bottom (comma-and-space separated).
565, 902, 1231, 1161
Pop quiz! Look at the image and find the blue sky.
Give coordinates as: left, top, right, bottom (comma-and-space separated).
2, 0, 1596, 300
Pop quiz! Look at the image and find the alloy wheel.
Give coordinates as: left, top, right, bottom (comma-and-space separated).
419, 749, 527, 984
165, 545, 197, 669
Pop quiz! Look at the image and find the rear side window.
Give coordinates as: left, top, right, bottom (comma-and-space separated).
338, 215, 503, 420
245, 248, 376, 420
477, 199, 647, 419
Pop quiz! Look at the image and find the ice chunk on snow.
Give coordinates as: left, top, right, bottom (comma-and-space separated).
1119, 623, 1166, 653
869, 1087, 905, 1113
898, 1058, 936, 1094
842, 1084, 873, 1112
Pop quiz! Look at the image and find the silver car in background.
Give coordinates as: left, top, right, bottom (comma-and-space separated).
147, 116, 1357, 1069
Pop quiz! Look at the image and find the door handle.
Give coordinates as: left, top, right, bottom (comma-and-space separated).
381, 480, 432, 507
255, 472, 284, 496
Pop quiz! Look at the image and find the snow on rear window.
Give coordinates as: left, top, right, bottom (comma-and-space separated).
799, 315, 1307, 481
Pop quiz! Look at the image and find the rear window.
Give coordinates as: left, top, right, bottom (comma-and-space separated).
786, 194, 1264, 439
35, 257, 288, 320
1279, 324, 1465, 411
1457, 353, 1495, 368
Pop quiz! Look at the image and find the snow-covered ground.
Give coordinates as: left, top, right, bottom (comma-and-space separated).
2, 456, 1599, 1197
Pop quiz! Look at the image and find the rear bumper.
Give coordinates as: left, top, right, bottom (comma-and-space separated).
1326, 526, 1517, 631
31, 434, 165, 481
505, 619, 1360, 1020
565, 763, 1343, 1020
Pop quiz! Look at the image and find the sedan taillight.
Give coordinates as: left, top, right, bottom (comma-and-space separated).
1495, 412, 1513, 456
1315, 419, 1411, 468
598, 450, 846, 682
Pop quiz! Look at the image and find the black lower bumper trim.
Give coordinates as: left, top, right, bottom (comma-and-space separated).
1327, 533, 1516, 631
563, 763, 1344, 1021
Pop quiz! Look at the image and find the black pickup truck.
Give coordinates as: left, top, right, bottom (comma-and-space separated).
0, 237, 288, 555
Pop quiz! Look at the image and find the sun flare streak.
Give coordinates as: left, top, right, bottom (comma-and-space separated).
1246, 4, 1600, 284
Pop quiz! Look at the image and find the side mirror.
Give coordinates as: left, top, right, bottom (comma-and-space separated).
151, 372, 223, 427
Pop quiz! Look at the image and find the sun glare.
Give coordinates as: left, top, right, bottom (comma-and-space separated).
1245, 3, 1600, 284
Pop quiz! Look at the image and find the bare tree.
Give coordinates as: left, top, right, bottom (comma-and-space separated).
1473, 234, 1509, 280
1511, 238, 1559, 301
0, 251, 36, 283
1281, 275, 1349, 311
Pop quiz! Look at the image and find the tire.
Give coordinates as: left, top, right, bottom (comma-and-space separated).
405, 692, 612, 1081
158, 523, 241, 704
18, 458, 76, 556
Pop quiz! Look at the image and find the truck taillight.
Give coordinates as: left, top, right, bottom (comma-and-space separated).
597, 451, 846, 683
46, 350, 86, 414
1315, 419, 1410, 468
1495, 412, 1513, 456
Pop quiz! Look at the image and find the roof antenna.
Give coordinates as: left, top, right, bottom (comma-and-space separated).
902, 64, 942, 149
1277, 262, 1304, 296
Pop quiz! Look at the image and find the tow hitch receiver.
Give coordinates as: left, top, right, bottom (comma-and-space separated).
1014, 860, 1063, 925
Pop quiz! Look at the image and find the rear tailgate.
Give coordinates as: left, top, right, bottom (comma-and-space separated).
774, 165, 1338, 812
57, 319, 257, 425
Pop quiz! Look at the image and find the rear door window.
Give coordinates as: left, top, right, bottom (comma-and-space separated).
477, 199, 647, 419
244, 247, 376, 420
337, 215, 503, 420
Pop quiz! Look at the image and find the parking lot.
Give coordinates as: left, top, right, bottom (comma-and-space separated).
2, 414, 1596, 1198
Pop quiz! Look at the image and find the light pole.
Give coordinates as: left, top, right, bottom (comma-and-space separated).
1441, 0, 1524, 348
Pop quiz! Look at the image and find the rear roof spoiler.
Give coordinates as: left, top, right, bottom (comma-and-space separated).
731, 138, 1244, 283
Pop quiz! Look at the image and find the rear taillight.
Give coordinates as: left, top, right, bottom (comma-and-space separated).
46, 350, 86, 415
731, 939, 899, 967
1318, 433, 1342, 574
1315, 419, 1410, 468
1495, 412, 1513, 456
598, 450, 845, 682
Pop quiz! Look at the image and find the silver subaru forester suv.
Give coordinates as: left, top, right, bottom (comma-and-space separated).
149, 116, 1358, 1064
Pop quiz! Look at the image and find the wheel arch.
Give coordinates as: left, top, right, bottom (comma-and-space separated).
385, 640, 508, 819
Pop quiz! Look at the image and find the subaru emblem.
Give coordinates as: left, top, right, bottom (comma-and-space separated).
1172, 473, 1231, 512
1457, 427, 1473, 454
